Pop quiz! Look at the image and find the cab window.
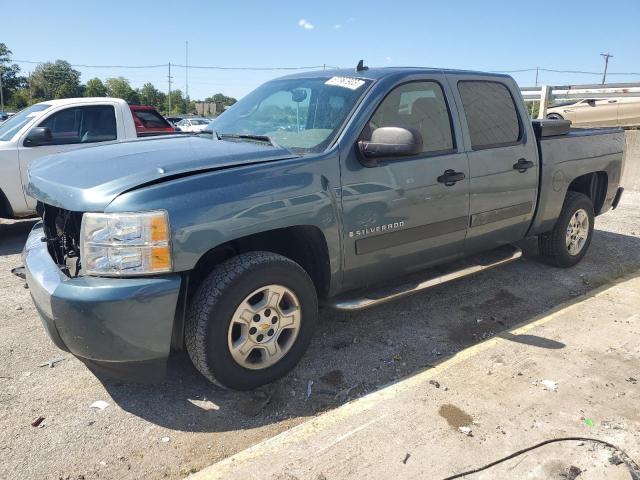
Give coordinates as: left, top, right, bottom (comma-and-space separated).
37, 105, 117, 145
362, 81, 454, 154
457, 81, 522, 150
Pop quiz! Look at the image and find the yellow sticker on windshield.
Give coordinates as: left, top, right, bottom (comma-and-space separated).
325, 76, 366, 90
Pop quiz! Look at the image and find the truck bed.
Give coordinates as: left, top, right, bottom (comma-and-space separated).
528, 123, 625, 236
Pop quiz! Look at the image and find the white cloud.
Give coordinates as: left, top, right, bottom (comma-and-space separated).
385, 56, 393, 62
298, 19, 314, 30
334, 24, 342, 29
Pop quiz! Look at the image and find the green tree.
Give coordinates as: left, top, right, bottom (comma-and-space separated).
85, 77, 108, 97
166, 89, 187, 114
30, 60, 81, 100
0, 43, 27, 108
205, 92, 237, 107
139, 82, 165, 109
105, 77, 139, 103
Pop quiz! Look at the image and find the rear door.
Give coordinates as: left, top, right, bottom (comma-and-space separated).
340, 76, 470, 289
17, 104, 119, 210
448, 76, 538, 254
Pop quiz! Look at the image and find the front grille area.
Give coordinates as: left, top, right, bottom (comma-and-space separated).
38, 202, 83, 277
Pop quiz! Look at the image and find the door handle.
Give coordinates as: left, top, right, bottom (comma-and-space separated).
437, 169, 465, 186
513, 158, 534, 173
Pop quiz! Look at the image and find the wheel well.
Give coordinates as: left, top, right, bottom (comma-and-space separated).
189, 225, 332, 300
0, 189, 13, 219
567, 171, 608, 215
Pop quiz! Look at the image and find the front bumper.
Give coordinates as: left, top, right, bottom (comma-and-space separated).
23, 222, 182, 382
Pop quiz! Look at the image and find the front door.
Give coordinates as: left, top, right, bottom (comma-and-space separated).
340, 77, 470, 290
17, 104, 119, 210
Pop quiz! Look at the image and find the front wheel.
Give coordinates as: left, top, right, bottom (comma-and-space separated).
537, 191, 595, 267
185, 251, 318, 390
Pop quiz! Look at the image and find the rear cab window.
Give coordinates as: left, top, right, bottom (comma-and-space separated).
132, 109, 172, 129
457, 80, 522, 150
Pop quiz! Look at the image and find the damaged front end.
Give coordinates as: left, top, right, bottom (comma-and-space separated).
38, 202, 83, 278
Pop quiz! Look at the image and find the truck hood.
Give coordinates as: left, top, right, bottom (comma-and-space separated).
27, 135, 297, 212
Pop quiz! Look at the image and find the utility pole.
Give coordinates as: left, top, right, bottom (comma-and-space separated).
535, 66, 539, 87
185, 41, 189, 101
600, 53, 613, 85
168, 62, 172, 113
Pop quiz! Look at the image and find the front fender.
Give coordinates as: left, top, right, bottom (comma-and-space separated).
107, 153, 343, 289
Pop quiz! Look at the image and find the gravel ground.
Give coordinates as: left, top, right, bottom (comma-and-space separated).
1, 192, 639, 480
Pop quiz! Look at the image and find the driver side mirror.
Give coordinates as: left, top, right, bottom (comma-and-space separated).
586, 99, 597, 107
357, 127, 423, 167
24, 127, 53, 147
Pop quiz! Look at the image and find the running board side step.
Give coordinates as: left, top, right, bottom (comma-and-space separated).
326, 244, 522, 311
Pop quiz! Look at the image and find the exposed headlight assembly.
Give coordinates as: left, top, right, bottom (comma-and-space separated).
80, 211, 172, 276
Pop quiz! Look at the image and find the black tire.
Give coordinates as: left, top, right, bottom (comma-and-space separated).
547, 113, 564, 120
538, 191, 595, 267
185, 251, 318, 390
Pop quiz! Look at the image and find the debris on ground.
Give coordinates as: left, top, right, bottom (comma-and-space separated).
319, 370, 344, 387
15, 306, 22, 311
161, 437, 170, 443
429, 380, 441, 388
235, 390, 272, 416
541, 379, 558, 392
458, 426, 473, 436
31, 416, 45, 427
402, 453, 411, 464
335, 384, 361, 403
38, 358, 65, 368
10, 266, 26, 279
609, 453, 624, 466
626, 377, 637, 384
559, 465, 582, 479
582, 417, 594, 427
89, 400, 110, 410
187, 399, 220, 411
306, 380, 314, 400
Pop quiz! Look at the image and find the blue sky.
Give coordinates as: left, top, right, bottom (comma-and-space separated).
4, 0, 640, 100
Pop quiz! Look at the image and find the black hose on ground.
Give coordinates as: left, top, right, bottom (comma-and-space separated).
441, 437, 640, 480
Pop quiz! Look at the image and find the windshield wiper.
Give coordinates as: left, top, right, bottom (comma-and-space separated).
218, 133, 275, 146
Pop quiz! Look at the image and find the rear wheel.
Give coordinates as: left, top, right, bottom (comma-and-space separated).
547, 113, 564, 120
185, 251, 318, 390
538, 192, 594, 267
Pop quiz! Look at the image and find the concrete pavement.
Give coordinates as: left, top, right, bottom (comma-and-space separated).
191, 274, 640, 480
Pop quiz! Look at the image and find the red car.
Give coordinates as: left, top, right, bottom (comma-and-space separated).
129, 105, 177, 136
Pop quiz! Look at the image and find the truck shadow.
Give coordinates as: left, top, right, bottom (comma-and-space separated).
0, 220, 38, 257
97, 228, 640, 433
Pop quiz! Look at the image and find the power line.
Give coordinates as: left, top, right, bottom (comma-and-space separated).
14, 59, 167, 69
13, 59, 338, 71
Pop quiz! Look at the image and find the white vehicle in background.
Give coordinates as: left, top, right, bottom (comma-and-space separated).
0, 98, 172, 219
175, 118, 210, 132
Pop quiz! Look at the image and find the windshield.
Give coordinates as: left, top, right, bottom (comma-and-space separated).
209, 76, 372, 153
0, 103, 52, 141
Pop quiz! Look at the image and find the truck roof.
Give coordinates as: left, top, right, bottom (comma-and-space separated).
35, 97, 129, 107
279, 66, 512, 81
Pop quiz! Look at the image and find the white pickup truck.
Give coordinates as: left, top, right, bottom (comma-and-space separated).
0, 98, 176, 219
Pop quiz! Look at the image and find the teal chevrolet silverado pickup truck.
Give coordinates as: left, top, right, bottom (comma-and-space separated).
23, 65, 625, 389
